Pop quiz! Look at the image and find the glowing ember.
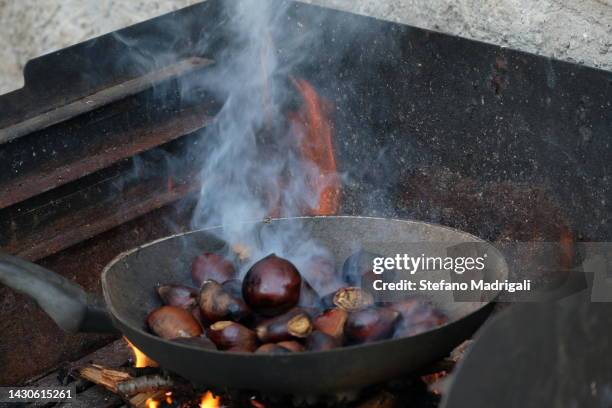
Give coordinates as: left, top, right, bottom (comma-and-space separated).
146, 397, 160, 408
200, 391, 221, 408
290, 78, 341, 216
421, 371, 449, 395
124, 337, 158, 368
250, 397, 266, 408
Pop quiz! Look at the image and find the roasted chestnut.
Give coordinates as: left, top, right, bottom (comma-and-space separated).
345, 307, 400, 344
156, 284, 198, 309
298, 279, 323, 309
242, 254, 302, 316
255, 308, 313, 343
341, 250, 381, 286
301, 255, 341, 294
255, 343, 291, 354
313, 308, 348, 340
221, 279, 243, 298
332, 287, 374, 312
191, 253, 236, 287
277, 340, 305, 352
207, 321, 258, 351
198, 280, 250, 323
147, 306, 203, 339
305, 330, 341, 351
390, 298, 448, 337
172, 335, 217, 350
191, 306, 205, 327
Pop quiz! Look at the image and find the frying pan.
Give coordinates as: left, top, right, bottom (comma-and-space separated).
0, 216, 508, 394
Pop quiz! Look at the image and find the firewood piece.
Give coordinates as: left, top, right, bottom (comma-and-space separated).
75, 364, 169, 408
76, 364, 131, 393
356, 391, 396, 408
116, 375, 175, 396
129, 390, 168, 408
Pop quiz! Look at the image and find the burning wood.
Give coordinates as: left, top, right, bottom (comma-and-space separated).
76, 365, 173, 408
66, 337, 455, 407
76, 362, 222, 408
117, 375, 176, 396
200, 391, 222, 408
355, 391, 396, 408
77, 364, 131, 394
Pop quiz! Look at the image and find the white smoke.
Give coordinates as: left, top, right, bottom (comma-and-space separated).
189, 0, 340, 289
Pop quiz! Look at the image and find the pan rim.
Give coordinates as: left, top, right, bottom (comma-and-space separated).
102, 215, 508, 357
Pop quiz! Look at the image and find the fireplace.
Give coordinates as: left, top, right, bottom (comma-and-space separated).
0, 0, 610, 407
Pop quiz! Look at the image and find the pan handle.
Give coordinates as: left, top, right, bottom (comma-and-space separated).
0, 252, 118, 334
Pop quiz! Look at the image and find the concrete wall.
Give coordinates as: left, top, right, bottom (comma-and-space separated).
0, 0, 610, 93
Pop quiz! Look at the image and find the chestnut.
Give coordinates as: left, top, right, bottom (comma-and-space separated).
172, 335, 217, 350
387, 298, 423, 318
156, 284, 198, 309
301, 255, 341, 294
305, 331, 341, 351
255, 343, 291, 354
222, 279, 243, 298
333, 287, 374, 312
390, 298, 448, 338
147, 306, 203, 339
191, 253, 236, 287
344, 307, 400, 344
277, 340, 305, 352
313, 308, 348, 340
255, 308, 313, 343
207, 321, 258, 351
198, 280, 250, 323
341, 250, 381, 286
191, 306, 205, 327
242, 254, 302, 316
298, 279, 323, 309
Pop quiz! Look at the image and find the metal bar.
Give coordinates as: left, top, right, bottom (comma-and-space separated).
0, 58, 213, 145
0, 133, 204, 261
0, 104, 214, 210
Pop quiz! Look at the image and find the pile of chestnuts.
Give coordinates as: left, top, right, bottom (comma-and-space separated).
146, 250, 447, 354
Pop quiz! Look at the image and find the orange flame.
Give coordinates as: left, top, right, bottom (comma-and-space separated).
124, 337, 158, 368
146, 397, 160, 408
200, 391, 221, 408
290, 78, 341, 216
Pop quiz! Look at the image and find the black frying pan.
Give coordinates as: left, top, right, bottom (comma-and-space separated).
0, 216, 507, 394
